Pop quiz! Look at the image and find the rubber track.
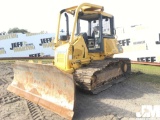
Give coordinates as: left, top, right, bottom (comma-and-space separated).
27, 101, 65, 120
0, 92, 20, 105
74, 58, 131, 94
27, 101, 44, 120
0, 78, 8, 85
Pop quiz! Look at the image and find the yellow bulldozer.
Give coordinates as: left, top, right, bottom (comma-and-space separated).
7, 3, 131, 120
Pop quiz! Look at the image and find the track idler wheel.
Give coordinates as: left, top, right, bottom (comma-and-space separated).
120, 61, 129, 75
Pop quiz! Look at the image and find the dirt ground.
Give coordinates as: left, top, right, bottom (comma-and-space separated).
0, 62, 160, 120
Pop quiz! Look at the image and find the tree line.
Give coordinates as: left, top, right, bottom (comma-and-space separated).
0, 27, 29, 35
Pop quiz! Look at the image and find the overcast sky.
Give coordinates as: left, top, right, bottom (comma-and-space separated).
0, 0, 160, 33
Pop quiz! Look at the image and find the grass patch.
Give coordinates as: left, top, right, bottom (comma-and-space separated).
131, 64, 160, 76
133, 73, 160, 84
131, 64, 160, 85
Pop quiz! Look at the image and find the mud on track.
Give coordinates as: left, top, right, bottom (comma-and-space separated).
0, 62, 160, 120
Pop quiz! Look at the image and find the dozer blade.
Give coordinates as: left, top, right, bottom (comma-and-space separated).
7, 61, 75, 120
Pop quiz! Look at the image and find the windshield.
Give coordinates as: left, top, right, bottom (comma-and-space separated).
77, 14, 115, 51
78, 16, 113, 36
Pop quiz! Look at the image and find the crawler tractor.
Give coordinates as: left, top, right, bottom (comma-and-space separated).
8, 3, 131, 120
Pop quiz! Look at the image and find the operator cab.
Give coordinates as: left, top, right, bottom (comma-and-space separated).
58, 8, 115, 52
76, 13, 115, 52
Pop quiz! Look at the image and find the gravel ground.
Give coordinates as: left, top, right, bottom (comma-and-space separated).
0, 62, 160, 120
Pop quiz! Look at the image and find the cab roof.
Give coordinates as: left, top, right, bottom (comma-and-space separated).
62, 3, 113, 18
